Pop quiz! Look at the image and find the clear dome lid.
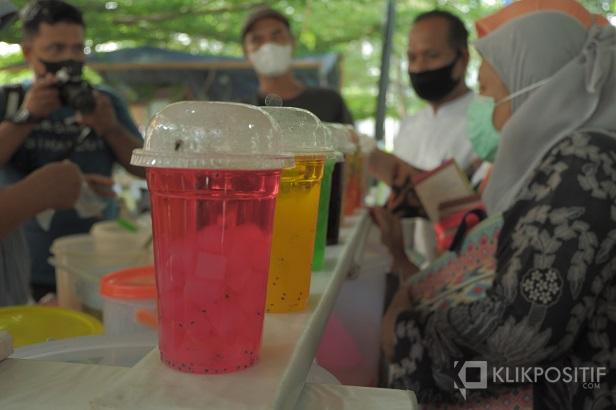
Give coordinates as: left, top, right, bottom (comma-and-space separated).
261, 107, 337, 159
130, 101, 294, 170
357, 132, 377, 154
324, 123, 356, 154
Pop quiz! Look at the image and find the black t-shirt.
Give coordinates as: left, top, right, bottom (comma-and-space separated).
256, 87, 354, 125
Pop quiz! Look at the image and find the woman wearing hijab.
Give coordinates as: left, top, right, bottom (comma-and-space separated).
375, 6, 616, 409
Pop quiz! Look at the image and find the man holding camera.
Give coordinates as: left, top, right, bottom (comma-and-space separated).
0, 0, 144, 300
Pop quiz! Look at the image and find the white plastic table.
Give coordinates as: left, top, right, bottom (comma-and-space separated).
0, 211, 418, 410
0, 359, 417, 410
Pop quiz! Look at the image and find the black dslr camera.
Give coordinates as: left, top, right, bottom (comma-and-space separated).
55, 62, 97, 114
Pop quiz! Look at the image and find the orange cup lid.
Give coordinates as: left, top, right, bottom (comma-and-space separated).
100, 266, 156, 300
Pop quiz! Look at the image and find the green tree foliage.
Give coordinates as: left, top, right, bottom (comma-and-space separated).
1, 0, 614, 122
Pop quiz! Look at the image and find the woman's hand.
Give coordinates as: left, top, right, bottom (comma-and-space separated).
381, 285, 413, 361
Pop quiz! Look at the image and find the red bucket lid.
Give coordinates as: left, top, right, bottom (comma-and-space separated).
100, 266, 156, 300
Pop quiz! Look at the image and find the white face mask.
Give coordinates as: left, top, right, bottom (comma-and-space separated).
248, 43, 293, 77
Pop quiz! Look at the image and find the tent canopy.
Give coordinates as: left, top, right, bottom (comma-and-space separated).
86, 46, 342, 103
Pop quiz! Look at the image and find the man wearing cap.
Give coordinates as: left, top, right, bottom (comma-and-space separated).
241, 7, 354, 125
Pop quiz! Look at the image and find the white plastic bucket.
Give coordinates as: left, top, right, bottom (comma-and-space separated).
90, 220, 152, 252
50, 234, 153, 316
100, 266, 157, 336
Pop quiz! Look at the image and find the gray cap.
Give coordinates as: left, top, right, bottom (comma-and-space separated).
241, 7, 290, 42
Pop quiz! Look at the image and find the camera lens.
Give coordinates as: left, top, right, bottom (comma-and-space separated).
59, 80, 96, 113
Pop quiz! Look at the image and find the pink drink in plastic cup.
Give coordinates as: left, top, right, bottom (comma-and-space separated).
147, 167, 280, 374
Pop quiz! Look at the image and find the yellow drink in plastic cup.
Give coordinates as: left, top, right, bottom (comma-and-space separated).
266, 155, 324, 312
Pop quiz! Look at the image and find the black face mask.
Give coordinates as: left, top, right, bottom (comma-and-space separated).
39, 59, 84, 78
409, 54, 461, 102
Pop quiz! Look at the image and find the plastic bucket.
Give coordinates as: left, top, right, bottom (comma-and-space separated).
100, 266, 157, 336
51, 234, 153, 317
90, 220, 152, 252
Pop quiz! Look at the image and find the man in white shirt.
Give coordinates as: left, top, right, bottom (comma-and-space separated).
394, 92, 474, 171
368, 11, 478, 270
395, 10, 476, 171
369, 10, 478, 189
